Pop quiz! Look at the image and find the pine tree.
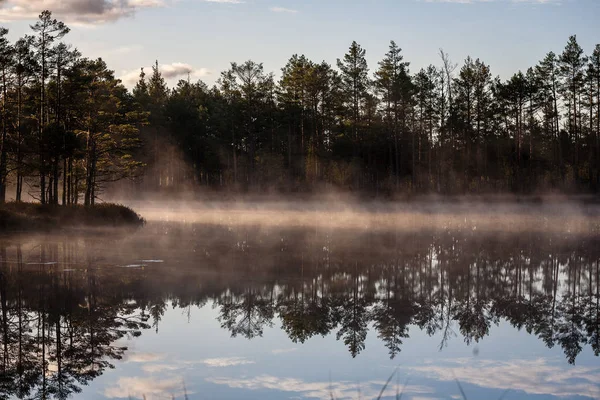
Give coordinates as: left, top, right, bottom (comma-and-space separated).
73, 59, 143, 205
536, 52, 562, 180
559, 35, 586, 183
12, 36, 36, 202
30, 10, 69, 204
279, 54, 313, 178
337, 41, 369, 148
374, 41, 410, 188
133, 67, 150, 108
147, 61, 169, 188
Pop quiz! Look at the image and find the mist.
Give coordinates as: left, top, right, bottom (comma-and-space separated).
113, 194, 598, 235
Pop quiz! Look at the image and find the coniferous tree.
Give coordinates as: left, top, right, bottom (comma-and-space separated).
559, 35, 587, 184
375, 41, 410, 188
12, 36, 36, 201
536, 52, 562, 182
337, 42, 369, 163
146, 61, 169, 189
279, 55, 312, 179
30, 10, 69, 204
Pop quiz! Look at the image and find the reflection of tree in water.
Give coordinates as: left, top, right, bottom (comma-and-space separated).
333, 270, 371, 358
0, 241, 150, 399
0, 226, 599, 398
216, 286, 275, 339
278, 274, 334, 344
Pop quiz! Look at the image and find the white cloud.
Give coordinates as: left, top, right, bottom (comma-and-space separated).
201, 357, 255, 367
270, 6, 298, 13
119, 63, 211, 87
0, 0, 167, 25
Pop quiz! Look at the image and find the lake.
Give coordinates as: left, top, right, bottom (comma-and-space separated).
1, 202, 599, 399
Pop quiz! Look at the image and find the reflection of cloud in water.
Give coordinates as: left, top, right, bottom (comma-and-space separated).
124, 352, 165, 363
201, 357, 255, 367
271, 347, 298, 354
142, 364, 181, 373
104, 376, 187, 400
407, 358, 600, 398
206, 375, 434, 400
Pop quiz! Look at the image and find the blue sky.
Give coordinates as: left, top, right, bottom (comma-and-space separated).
0, 0, 598, 88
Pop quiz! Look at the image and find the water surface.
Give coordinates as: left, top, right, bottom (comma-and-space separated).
1, 205, 599, 399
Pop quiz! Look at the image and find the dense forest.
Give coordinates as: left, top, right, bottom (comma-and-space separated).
0, 11, 599, 204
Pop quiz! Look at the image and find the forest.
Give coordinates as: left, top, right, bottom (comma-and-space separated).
0, 10, 599, 204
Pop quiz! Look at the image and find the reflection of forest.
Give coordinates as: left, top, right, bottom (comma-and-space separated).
0, 224, 599, 399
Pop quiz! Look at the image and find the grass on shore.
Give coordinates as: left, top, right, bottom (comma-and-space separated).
0, 201, 144, 231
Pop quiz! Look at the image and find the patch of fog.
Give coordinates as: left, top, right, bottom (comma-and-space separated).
120, 197, 600, 234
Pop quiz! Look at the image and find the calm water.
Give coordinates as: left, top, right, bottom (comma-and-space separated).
1, 207, 600, 399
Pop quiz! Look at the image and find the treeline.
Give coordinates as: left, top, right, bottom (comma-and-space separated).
136, 37, 600, 195
0, 11, 145, 206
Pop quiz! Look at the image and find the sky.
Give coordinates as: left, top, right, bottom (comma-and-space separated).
0, 0, 598, 89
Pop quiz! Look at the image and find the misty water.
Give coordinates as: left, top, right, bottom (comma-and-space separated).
1, 202, 600, 400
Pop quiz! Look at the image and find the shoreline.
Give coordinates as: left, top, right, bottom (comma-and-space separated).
0, 202, 145, 232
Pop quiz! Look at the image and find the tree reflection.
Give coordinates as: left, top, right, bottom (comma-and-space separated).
0, 225, 599, 398
0, 240, 150, 399
217, 287, 275, 339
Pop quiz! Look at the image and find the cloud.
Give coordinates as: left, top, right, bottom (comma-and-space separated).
270, 6, 298, 13
407, 358, 600, 398
0, 0, 167, 25
201, 357, 255, 367
207, 375, 434, 400
119, 63, 211, 87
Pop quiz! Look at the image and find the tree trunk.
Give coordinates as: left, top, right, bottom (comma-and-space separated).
62, 158, 67, 205
0, 67, 8, 203
40, 44, 47, 204
53, 158, 59, 205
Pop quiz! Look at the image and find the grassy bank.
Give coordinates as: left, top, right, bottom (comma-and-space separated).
0, 202, 145, 232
